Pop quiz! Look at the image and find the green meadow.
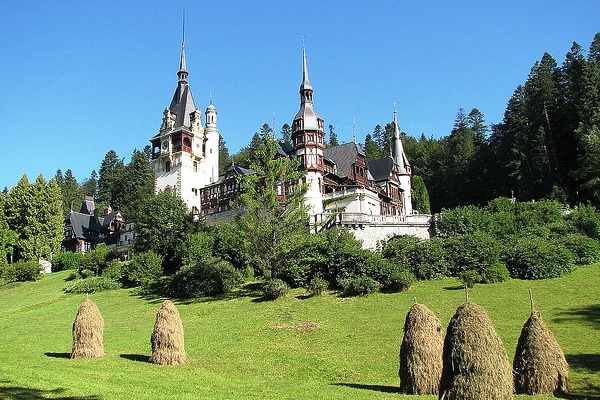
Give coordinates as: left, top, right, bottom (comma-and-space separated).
0, 266, 598, 400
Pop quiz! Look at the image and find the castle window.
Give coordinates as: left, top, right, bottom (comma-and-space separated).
166, 161, 171, 172
193, 161, 198, 172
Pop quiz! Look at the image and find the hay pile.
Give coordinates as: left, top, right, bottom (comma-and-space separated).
399, 303, 443, 394
149, 300, 186, 365
71, 298, 104, 358
513, 310, 569, 395
439, 301, 513, 400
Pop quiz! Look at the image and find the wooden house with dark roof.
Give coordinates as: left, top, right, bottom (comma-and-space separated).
62, 199, 125, 254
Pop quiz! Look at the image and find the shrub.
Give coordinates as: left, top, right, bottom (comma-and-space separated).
381, 235, 422, 266
51, 252, 82, 272
0, 261, 42, 282
567, 204, 600, 239
63, 277, 122, 293
181, 231, 215, 266
480, 262, 510, 284
101, 259, 123, 280
121, 251, 163, 288
262, 279, 290, 299
458, 270, 482, 288
435, 205, 493, 237
168, 258, 243, 298
502, 237, 574, 280
363, 254, 414, 292
443, 232, 502, 277
406, 238, 447, 280
79, 269, 95, 279
79, 244, 117, 276
342, 276, 380, 296
383, 267, 415, 293
556, 234, 600, 265
307, 276, 328, 296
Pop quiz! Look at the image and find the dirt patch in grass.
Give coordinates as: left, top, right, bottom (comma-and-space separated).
271, 322, 323, 331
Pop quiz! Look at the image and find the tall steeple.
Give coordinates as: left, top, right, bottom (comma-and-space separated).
300, 44, 313, 102
391, 105, 411, 175
177, 9, 188, 83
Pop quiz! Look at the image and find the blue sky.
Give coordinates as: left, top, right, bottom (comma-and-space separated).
1, 1, 599, 190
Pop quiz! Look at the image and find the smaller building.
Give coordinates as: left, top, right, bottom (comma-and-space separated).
62, 198, 127, 256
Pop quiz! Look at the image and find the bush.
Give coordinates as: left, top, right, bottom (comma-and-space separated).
262, 279, 290, 299
443, 232, 502, 277
362, 253, 414, 292
435, 205, 493, 237
481, 261, 510, 284
0, 260, 41, 282
51, 252, 82, 272
381, 235, 422, 266
307, 277, 328, 296
458, 270, 482, 288
168, 258, 243, 298
556, 234, 600, 265
79, 244, 117, 276
567, 204, 600, 239
63, 277, 122, 293
101, 259, 123, 280
502, 237, 574, 280
342, 276, 380, 296
406, 238, 447, 280
121, 251, 163, 288
79, 269, 95, 279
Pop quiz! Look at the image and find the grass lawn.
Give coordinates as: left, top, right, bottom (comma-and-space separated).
0, 265, 598, 400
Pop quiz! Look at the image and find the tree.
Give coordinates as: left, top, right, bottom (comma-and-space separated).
112, 149, 154, 219
281, 123, 292, 148
218, 135, 231, 175
328, 124, 339, 146
133, 191, 195, 273
97, 150, 125, 207
57, 169, 83, 216
234, 133, 309, 279
81, 170, 98, 200
412, 175, 431, 214
364, 133, 382, 160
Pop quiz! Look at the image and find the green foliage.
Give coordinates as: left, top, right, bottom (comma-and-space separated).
134, 191, 195, 272
234, 133, 308, 279
502, 236, 574, 279
306, 276, 328, 297
557, 233, 600, 265
55, 169, 83, 217
79, 269, 95, 279
181, 231, 215, 266
212, 223, 251, 272
51, 252, 82, 272
167, 258, 243, 298
458, 270, 482, 288
405, 238, 447, 280
442, 232, 502, 277
262, 278, 290, 300
101, 259, 123, 280
121, 251, 163, 288
63, 276, 122, 293
0, 260, 41, 282
567, 204, 600, 239
480, 261, 511, 284
411, 175, 431, 214
341, 276, 380, 296
79, 244, 116, 276
435, 205, 492, 237
381, 234, 422, 268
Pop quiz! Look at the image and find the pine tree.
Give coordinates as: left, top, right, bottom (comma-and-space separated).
328, 124, 339, 146
81, 170, 98, 200
59, 169, 83, 216
364, 133, 382, 160
97, 150, 124, 207
281, 123, 292, 147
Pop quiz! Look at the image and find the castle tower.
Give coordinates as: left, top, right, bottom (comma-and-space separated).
291, 46, 325, 214
150, 36, 220, 213
391, 106, 413, 214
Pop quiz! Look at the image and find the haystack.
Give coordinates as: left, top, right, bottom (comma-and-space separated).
513, 310, 569, 395
71, 298, 104, 358
149, 300, 186, 365
399, 303, 443, 394
439, 301, 513, 400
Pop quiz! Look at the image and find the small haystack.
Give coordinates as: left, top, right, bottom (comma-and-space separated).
399, 302, 443, 394
513, 310, 569, 395
149, 300, 186, 365
71, 298, 105, 358
439, 301, 513, 400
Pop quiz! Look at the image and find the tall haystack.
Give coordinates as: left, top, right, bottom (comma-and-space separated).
513, 310, 569, 395
399, 303, 443, 394
439, 301, 513, 400
71, 298, 105, 358
149, 300, 186, 365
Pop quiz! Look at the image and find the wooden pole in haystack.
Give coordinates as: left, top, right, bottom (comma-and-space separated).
513, 291, 569, 395
439, 301, 513, 400
150, 300, 186, 365
71, 298, 105, 358
399, 302, 443, 394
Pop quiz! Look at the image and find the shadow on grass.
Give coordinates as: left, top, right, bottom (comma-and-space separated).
120, 354, 151, 363
556, 391, 600, 399
443, 285, 465, 291
0, 382, 101, 400
44, 352, 71, 359
332, 383, 399, 394
136, 282, 266, 305
553, 304, 600, 330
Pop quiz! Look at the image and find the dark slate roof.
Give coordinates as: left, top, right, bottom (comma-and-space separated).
65, 212, 105, 243
79, 198, 95, 215
229, 165, 254, 176
368, 157, 394, 182
278, 140, 294, 156
169, 83, 197, 128
323, 142, 366, 178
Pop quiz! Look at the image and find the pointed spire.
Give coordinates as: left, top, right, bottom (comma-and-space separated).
353, 117, 356, 143
391, 104, 410, 173
299, 40, 313, 102
177, 8, 188, 83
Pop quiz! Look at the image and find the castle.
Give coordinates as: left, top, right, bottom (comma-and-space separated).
149, 41, 432, 247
